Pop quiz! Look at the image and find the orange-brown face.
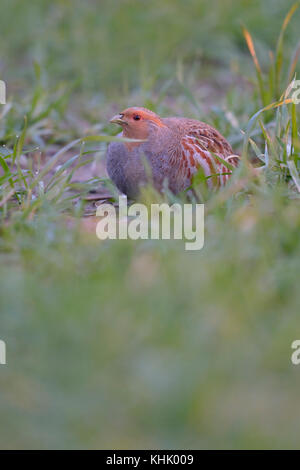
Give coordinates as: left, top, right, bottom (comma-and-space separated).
110, 107, 164, 140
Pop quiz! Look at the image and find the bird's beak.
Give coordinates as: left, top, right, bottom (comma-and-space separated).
110, 114, 126, 126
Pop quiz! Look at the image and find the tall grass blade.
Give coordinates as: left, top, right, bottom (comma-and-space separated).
242, 26, 266, 105
275, 2, 300, 97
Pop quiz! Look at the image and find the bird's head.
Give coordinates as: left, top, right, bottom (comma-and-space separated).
110, 107, 165, 140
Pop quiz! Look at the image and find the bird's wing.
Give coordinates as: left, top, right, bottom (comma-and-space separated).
179, 124, 238, 187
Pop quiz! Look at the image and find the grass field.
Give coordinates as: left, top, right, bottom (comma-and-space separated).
0, 0, 300, 449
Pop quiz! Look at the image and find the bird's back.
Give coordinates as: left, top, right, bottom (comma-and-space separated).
162, 117, 233, 156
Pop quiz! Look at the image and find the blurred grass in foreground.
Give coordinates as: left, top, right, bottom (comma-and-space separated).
1, 186, 300, 449
0, 0, 300, 450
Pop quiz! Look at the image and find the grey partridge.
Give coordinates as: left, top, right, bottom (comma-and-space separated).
107, 107, 238, 198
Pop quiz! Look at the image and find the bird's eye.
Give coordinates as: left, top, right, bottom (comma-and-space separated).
133, 114, 141, 121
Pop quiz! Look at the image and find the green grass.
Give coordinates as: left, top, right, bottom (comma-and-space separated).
0, 0, 300, 450
1, 0, 300, 95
